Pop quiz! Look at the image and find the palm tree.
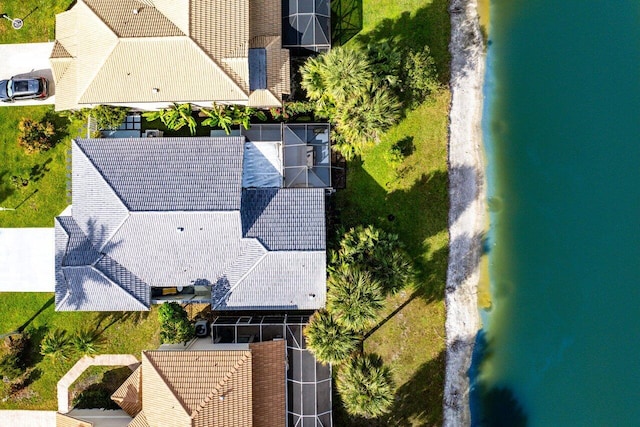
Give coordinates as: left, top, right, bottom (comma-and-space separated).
143, 103, 197, 135
40, 329, 71, 362
335, 84, 401, 148
327, 264, 385, 333
300, 47, 374, 105
336, 353, 395, 418
72, 327, 103, 355
335, 225, 414, 294
303, 310, 359, 365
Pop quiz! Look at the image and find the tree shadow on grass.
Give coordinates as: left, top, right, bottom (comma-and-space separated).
94, 311, 149, 337
355, 0, 452, 83
0, 171, 16, 204
336, 161, 483, 301
43, 110, 70, 149
333, 350, 446, 426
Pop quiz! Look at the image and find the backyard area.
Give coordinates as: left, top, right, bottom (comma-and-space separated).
0, 0, 451, 422
331, 0, 450, 424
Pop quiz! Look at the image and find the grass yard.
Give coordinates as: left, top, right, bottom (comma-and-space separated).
0, 106, 79, 227
332, 0, 451, 424
0, 0, 72, 44
0, 293, 160, 410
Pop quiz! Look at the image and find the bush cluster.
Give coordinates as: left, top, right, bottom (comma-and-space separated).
158, 302, 194, 345
17, 118, 56, 153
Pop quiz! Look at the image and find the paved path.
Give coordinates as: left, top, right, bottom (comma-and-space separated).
58, 355, 140, 413
0, 228, 55, 292
0, 42, 55, 107
0, 410, 55, 427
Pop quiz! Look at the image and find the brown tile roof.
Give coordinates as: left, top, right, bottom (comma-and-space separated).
56, 413, 92, 427
143, 350, 253, 426
128, 411, 150, 427
107, 343, 288, 427
249, 340, 287, 427
83, 0, 184, 37
111, 366, 142, 417
51, 41, 71, 59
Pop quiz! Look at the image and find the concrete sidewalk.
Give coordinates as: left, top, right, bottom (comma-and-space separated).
0, 42, 55, 106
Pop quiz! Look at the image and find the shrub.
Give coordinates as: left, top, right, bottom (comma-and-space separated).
143, 103, 197, 135
91, 105, 130, 130
336, 353, 395, 418
304, 310, 359, 365
402, 46, 440, 106
327, 265, 385, 333
158, 302, 194, 344
72, 328, 103, 355
17, 118, 56, 153
40, 329, 71, 362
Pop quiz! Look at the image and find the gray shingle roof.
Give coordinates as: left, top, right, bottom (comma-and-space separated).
241, 188, 326, 250
55, 216, 151, 311
56, 136, 327, 312
58, 266, 149, 311
75, 137, 244, 212
72, 141, 130, 249
213, 251, 327, 310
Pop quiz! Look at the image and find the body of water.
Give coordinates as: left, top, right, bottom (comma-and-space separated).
475, 1, 640, 425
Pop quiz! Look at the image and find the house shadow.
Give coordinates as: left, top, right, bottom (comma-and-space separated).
354, 0, 451, 83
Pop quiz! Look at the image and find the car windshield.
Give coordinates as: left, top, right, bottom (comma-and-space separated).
6, 80, 13, 97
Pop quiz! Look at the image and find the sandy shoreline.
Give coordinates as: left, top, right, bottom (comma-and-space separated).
443, 0, 486, 425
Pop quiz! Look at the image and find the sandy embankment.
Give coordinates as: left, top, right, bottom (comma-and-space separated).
444, 0, 486, 426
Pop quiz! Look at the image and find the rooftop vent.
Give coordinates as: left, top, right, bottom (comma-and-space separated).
177, 227, 185, 233
133, 8, 140, 14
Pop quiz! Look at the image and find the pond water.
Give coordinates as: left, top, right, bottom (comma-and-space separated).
474, 1, 640, 426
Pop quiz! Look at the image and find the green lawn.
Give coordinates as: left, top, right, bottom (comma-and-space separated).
332, 0, 451, 424
0, 106, 80, 227
0, 0, 72, 44
0, 293, 160, 409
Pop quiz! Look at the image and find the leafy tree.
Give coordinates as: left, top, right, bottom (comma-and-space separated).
40, 329, 71, 362
304, 310, 359, 365
336, 353, 395, 418
401, 46, 440, 106
332, 225, 414, 294
143, 103, 197, 135
327, 264, 385, 333
17, 118, 56, 153
72, 328, 104, 355
158, 302, 194, 345
0, 333, 28, 381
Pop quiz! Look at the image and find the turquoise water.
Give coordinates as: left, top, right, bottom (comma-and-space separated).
476, 1, 640, 426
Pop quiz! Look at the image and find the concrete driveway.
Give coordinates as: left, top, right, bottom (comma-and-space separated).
0, 228, 54, 292
0, 42, 55, 107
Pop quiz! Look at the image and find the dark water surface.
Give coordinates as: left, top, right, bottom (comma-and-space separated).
476, 1, 640, 426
